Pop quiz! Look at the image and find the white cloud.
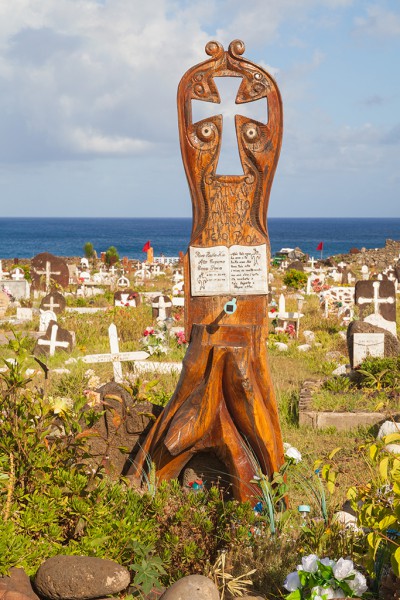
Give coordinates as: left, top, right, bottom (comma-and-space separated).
354, 4, 400, 38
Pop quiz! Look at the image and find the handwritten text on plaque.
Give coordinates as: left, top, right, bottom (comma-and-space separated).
190, 244, 268, 296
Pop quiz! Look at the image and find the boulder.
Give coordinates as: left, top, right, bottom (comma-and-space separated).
297, 344, 311, 352
347, 320, 400, 368
0, 568, 40, 600
87, 382, 163, 479
160, 575, 220, 600
34, 556, 130, 600
286, 260, 304, 272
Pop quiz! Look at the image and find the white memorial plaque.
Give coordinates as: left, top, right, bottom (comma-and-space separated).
353, 332, 385, 368
190, 244, 268, 296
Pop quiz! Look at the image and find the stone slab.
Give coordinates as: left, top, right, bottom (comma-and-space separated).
353, 332, 385, 368
299, 410, 388, 431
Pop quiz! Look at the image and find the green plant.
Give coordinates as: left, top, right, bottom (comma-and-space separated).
129, 541, 166, 596
105, 246, 120, 266
347, 433, 400, 581
357, 356, 400, 390
83, 242, 95, 260
283, 270, 308, 290
322, 376, 352, 393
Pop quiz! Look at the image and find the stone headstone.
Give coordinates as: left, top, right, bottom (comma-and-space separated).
117, 275, 130, 288
87, 382, 163, 478
31, 252, 69, 291
361, 265, 369, 280
353, 332, 385, 369
0, 291, 10, 318
287, 260, 304, 272
347, 320, 400, 368
341, 268, 356, 285
40, 291, 66, 315
78, 271, 91, 282
355, 280, 396, 336
152, 295, 172, 321
39, 309, 57, 332
114, 289, 140, 308
16, 307, 33, 321
34, 321, 74, 357
11, 267, 25, 281
80, 257, 89, 269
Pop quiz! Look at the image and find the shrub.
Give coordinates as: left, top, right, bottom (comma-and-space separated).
283, 270, 308, 290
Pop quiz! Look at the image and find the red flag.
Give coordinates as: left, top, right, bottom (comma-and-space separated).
316, 242, 324, 251
142, 241, 151, 252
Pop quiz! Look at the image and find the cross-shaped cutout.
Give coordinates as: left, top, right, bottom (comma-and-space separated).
191, 76, 267, 175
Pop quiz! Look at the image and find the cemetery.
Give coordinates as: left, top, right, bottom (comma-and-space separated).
1, 41, 400, 600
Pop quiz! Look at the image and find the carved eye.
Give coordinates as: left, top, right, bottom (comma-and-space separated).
243, 123, 260, 143
196, 122, 215, 142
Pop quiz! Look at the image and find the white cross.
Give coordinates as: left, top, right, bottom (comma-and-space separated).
82, 323, 149, 383
308, 256, 315, 270
38, 323, 70, 357
338, 261, 347, 269
358, 280, 395, 315
11, 268, 24, 281
35, 261, 61, 291
191, 76, 266, 175
152, 296, 172, 322
42, 295, 60, 312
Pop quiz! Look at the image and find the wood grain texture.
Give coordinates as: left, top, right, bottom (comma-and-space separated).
129, 40, 285, 502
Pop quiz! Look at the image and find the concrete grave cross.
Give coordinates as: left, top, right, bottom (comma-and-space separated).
117, 276, 129, 288
11, 268, 24, 281
152, 295, 173, 322
192, 76, 266, 175
36, 322, 72, 357
82, 323, 149, 383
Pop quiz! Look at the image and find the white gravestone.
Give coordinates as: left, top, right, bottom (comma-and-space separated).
361, 265, 369, 280
117, 276, 130, 288
16, 307, 33, 321
353, 333, 385, 368
190, 244, 268, 296
11, 268, 24, 281
39, 309, 57, 332
82, 323, 149, 383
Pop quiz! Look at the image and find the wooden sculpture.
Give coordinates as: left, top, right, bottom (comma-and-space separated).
130, 40, 285, 502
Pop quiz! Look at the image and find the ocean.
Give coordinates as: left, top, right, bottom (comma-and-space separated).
0, 217, 399, 260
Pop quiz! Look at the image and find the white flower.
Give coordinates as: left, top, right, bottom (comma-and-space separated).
347, 570, 368, 595
299, 554, 319, 573
320, 557, 336, 567
333, 558, 354, 580
283, 571, 301, 591
312, 586, 345, 599
284, 442, 302, 463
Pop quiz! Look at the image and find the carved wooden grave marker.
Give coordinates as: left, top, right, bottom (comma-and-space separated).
131, 40, 285, 502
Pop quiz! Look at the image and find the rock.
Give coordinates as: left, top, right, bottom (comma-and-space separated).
297, 344, 311, 352
87, 382, 163, 479
34, 556, 130, 600
303, 330, 315, 343
347, 320, 400, 368
273, 342, 288, 352
160, 575, 220, 600
286, 260, 304, 272
377, 420, 400, 439
0, 568, 40, 600
331, 365, 348, 376
332, 511, 362, 533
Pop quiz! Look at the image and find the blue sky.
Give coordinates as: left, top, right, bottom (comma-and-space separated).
0, 0, 399, 217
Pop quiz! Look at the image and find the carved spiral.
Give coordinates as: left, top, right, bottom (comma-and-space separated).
205, 41, 224, 59
228, 39, 245, 58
